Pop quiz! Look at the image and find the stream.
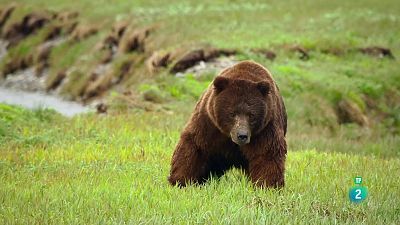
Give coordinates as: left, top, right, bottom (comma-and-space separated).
0, 86, 90, 117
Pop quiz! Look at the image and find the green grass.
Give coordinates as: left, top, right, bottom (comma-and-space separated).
139, 74, 211, 101
1, 0, 400, 223
0, 104, 399, 224
5, 0, 400, 50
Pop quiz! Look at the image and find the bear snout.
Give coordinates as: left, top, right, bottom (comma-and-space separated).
237, 130, 250, 144
231, 128, 251, 146
237, 130, 248, 142
230, 115, 251, 146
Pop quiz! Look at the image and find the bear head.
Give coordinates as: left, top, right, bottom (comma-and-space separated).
208, 76, 274, 146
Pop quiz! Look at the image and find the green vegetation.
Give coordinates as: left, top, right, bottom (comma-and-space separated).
139, 74, 211, 101
7, 0, 400, 50
1, 0, 399, 122
1, 0, 400, 223
0, 104, 399, 224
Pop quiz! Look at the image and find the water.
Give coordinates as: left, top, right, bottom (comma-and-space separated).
0, 87, 90, 117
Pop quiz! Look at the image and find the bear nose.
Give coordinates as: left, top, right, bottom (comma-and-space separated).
237, 131, 248, 142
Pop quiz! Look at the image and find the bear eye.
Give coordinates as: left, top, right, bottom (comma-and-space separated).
229, 112, 235, 118
249, 113, 255, 120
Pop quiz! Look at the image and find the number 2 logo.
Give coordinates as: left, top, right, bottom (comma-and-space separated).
349, 186, 367, 203
349, 177, 367, 203
355, 189, 362, 200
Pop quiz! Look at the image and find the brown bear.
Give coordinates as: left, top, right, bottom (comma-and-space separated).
168, 60, 287, 188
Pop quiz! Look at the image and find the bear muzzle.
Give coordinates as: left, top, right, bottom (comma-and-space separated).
229, 115, 251, 146
231, 128, 251, 146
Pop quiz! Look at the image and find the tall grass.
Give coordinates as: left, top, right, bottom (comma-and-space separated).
0, 104, 399, 224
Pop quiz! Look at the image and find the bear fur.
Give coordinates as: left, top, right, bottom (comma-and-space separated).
168, 61, 287, 188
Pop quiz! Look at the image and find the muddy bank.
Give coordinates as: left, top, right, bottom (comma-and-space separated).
0, 86, 90, 116
175, 56, 238, 78
1, 67, 46, 91
0, 39, 7, 61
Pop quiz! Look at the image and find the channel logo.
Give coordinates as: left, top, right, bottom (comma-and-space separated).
349, 176, 368, 203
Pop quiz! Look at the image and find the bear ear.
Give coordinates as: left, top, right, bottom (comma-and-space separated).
213, 76, 230, 93
256, 81, 270, 96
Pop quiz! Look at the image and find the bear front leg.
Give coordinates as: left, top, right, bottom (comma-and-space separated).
247, 156, 285, 188
168, 135, 209, 187
243, 127, 287, 188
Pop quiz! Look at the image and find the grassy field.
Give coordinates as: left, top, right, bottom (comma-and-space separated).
1, 0, 400, 224
0, 104, 399, 224
9, 0, 400, 49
